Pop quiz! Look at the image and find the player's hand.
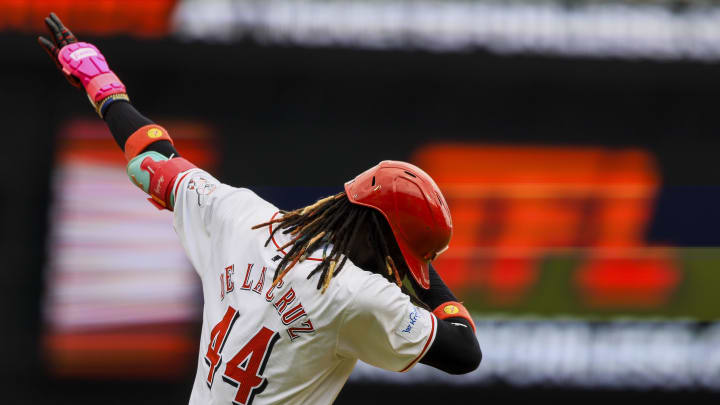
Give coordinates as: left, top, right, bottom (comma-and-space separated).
37, 12, 128, 117
37, 12, 82, 88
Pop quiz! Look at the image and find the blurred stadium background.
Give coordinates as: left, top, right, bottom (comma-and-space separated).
3, 0, 720, 403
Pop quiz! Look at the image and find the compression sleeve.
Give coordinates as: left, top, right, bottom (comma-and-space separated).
414, 264, 458, 309
419, 316, 481, 374
103, 100, 179, 158
416, 265, 481, 374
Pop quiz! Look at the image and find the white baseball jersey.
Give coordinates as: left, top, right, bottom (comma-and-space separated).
172, 169, 437, 405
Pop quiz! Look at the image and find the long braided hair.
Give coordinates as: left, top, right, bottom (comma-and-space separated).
252, 192, 407, 294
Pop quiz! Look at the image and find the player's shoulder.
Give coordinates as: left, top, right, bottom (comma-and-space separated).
329, 259, 409, 312
285, 256, 398, 305
176, 168, 276, 222
179, 168, 263, 203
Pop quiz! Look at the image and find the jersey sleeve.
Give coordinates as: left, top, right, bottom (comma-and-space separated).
172, 168, 270, 278
336, 274, 437, 372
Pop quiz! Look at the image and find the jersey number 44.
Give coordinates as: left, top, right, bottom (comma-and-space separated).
204, 306, 280, 405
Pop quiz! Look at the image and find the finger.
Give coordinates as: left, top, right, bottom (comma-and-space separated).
43, 15, 57, 34
38, 36, 68, 76
49, 12, 78, 45
61, 26, 78, 45
44, 16, 62, 45
44, 16, 60, 37
49, 12, 66, 31
39, 36, 83, 88
37, 36, 59, 57
49, 12, 64, 28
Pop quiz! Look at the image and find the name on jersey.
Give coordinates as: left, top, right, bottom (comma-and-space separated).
220, 263, 315, 341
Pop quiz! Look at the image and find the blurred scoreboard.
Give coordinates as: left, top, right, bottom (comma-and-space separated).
414, 144, 714, 319
43, 119, 215, 379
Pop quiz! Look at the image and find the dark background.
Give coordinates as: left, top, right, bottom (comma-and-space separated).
3, 33, 720, 402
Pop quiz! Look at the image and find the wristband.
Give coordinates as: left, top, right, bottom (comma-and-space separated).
433, 301, 476, 333
96, 93, 130, 118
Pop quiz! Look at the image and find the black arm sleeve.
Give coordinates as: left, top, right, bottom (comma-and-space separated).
416, 265, 481, 374
413, 264, 458, 309
103, 100, 179, 159
420, 317, 481, 374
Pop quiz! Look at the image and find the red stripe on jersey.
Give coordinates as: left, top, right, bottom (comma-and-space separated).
172, 171, 193, 202
399, 313, 437, 373
268, 211, 323, 262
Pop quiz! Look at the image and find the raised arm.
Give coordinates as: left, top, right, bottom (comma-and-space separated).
39, 13, 194, 211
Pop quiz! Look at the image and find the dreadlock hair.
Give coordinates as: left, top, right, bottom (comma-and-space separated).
252, 191, 416, 299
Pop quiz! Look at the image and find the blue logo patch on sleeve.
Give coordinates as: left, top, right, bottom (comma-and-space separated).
395, 305, 426, 341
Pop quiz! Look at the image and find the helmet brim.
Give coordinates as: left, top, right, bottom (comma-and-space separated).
393, 233, 431, 289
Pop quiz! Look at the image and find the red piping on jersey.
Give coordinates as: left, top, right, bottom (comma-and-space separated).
268, 212, 323, 262
399, 313, 437, 372
172, 171, 193, 204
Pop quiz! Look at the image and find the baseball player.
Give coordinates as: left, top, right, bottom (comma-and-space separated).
39, 13, 481, 404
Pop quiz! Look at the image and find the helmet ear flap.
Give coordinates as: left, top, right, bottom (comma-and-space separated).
365, 209, 405, 283
345, 160, 453, 290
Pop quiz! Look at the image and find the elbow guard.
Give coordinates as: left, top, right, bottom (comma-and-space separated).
127, 151, 196, 211
432, 301, 476, 333
123, 124, 174, 161
123, 124, 194, 211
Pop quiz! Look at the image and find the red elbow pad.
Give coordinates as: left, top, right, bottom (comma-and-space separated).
433, 301, 476, 333
140, 156, 196, 211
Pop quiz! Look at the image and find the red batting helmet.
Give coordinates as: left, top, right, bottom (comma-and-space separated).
344, 160, 452, 289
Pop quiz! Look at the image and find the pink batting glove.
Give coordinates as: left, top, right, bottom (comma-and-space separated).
57, 42, 126, 104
